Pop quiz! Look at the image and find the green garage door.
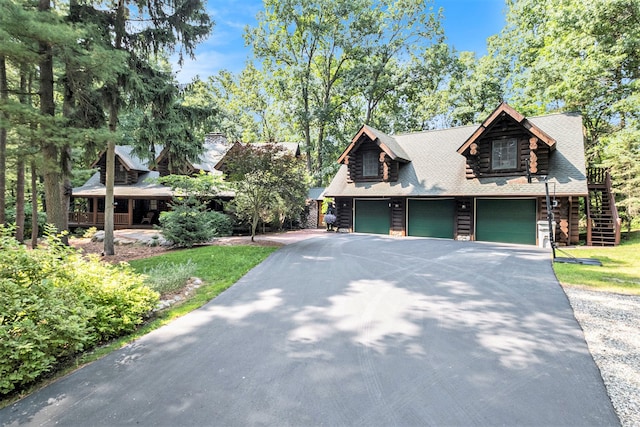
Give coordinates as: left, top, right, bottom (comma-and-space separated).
408, 199, 455, 238
355, 199, 390, 235
476, 199, 536, 245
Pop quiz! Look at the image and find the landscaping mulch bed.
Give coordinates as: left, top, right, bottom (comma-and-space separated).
70, 235, 284, 264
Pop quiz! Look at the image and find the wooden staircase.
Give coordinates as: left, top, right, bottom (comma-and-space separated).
586, 168, 621, 246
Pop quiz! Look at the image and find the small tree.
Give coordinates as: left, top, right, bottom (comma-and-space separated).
224, 144, 309, 241
157, 172, 231, 247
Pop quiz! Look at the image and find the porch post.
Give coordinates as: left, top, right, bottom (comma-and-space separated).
128, 198, 133, 226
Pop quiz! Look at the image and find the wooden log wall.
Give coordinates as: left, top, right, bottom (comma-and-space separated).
390, 197, 405, 236
345, 140, 399, 183
538, 196, 578, 245
335, 197, 353, 231
454, 198, 473, 239
464, 117, 550, 178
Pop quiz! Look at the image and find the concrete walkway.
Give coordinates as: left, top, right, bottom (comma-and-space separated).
0, 235, 618, 426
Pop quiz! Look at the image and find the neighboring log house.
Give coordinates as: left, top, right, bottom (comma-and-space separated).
69, 133, 233, 229
70, 134, 303, 230
325, 102, 620, 246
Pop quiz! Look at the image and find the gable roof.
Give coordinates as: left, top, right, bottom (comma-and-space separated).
155, 133, 231, 175
325, 112, 588, 199
91, 146, 154, 172
457, 102, 556, 154
337, 124, 411, 164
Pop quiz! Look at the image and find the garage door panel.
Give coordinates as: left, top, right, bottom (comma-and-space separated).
355, 200, 390, 235
408, 199, 455, 238
476, 199, 536, 245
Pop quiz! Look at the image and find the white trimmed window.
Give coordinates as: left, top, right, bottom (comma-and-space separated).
362, 151, 378, 177
491, 138, 518, 170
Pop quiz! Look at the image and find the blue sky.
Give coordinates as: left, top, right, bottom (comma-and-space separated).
173, 0, 506, 83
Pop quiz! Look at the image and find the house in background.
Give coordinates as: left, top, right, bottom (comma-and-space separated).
69, 133, 233, 229
325, 102, 620, 246
69, 134, 303, 230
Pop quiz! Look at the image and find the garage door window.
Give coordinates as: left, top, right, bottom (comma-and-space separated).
492, 138, 517, 170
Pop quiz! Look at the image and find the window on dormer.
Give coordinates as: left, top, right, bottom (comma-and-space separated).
491, 138, 518, 170
362, 151, 378, 177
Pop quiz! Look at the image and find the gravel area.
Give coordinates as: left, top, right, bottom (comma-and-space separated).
563, 286, 640, 427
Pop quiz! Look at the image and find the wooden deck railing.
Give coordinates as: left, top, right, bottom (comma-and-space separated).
587, 167, 607, 185
605, 170, 622, 245
69, 212, 131, 226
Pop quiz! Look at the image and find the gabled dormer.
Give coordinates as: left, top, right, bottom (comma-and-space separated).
337, 125, 411, 183
457, 102, 556, 179
92, 146, 150, 185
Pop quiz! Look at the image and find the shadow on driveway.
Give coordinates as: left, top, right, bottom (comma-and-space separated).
0, 235, 619, 426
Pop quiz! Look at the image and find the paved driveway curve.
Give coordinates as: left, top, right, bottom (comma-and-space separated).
1, 235, 618, 426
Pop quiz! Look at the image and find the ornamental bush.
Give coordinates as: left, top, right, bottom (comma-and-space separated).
159, 204, 233, 248
0, 226, 158, 395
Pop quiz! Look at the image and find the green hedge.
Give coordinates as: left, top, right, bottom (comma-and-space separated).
0, 226, 158, 395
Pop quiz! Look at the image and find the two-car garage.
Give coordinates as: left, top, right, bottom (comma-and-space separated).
352, 198, 537, 245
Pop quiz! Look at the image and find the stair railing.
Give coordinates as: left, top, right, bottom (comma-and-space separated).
605, 170, 622, 245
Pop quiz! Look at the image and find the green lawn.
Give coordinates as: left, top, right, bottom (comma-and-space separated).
553, 230, 640, 295
128, 245, 279, 318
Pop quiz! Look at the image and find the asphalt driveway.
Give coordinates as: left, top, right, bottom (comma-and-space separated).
1, 234, 618, 426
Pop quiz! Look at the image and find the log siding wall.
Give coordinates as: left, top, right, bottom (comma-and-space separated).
97, 156, 140, 185
537, 195, 580, 245
346, 140, 399, 183
464, 116, 551, 179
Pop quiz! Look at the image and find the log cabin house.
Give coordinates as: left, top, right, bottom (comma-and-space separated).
325, 102, 620, 246
69, 133, 233, 229
69, 134, 302, 230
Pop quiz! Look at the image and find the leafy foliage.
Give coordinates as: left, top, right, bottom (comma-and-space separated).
224, 144, 309, 240
159, 206, 232, 247
0, 225, 158, 395
157, 173, 233, 247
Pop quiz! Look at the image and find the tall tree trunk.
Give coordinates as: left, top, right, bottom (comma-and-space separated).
0, 55, 7, 224
315, 124, 325, 187
104, 104, 116, 255
15, 68, 29, 241
103, 0, 126, 256
31, 161, 39, 248
39, 0, 66, 234
16, 159, 25, 242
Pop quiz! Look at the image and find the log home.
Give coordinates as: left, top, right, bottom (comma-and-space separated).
325, 102, 620, 246
69, 133, 233, 229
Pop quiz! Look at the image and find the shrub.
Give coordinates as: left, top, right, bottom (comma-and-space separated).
142, 260, 197, 295
0, 225, 158, 395
83, 226, 98, 239
159, 204, 232, 247
209, 211, 233, 237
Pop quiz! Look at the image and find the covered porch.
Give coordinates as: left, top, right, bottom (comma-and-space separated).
69, 196, 171, 229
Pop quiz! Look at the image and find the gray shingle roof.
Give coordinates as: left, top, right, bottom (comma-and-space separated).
325, 112, 588, 198
363, 125, 411, 162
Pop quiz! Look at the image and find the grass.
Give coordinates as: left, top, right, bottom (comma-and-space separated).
128, 244, 279, 319
0, 244, 278, 409
553, 230, 640, 295
140, 260, 198, 294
